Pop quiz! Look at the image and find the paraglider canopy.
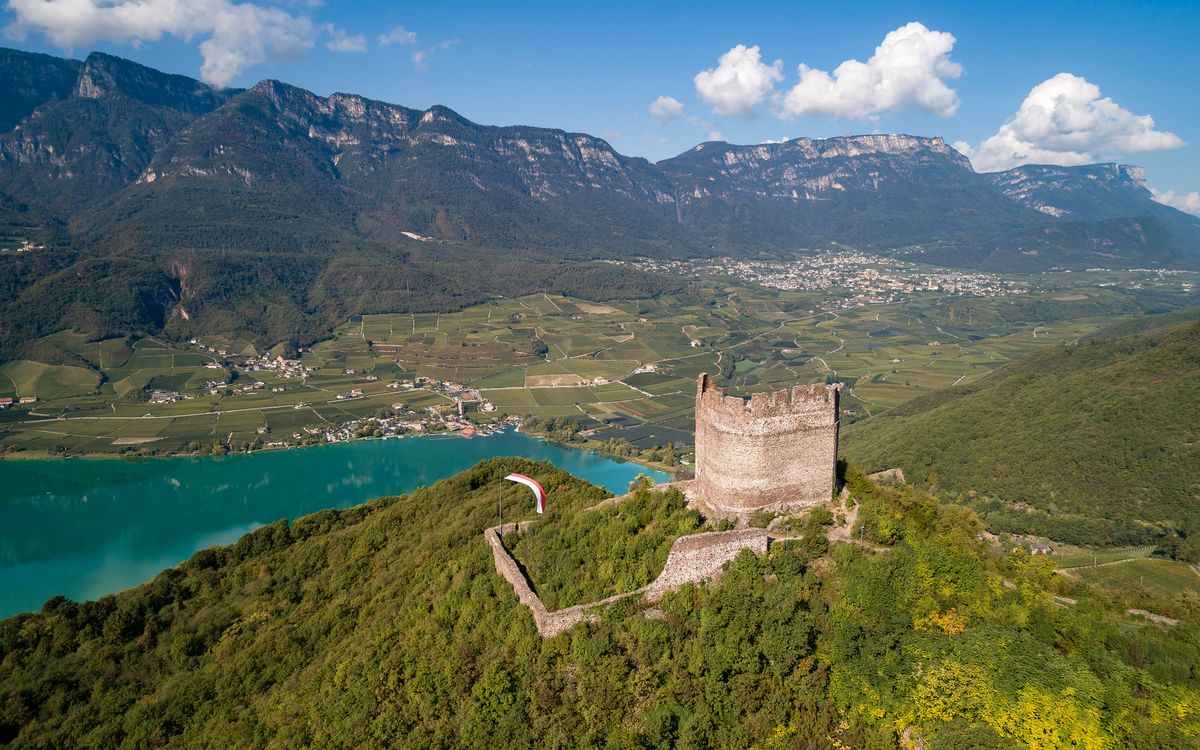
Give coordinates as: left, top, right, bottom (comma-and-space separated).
505, 473, 546, 514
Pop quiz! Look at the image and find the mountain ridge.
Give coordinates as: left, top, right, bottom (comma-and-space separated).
2, 46, 1200, 356
5, 45, 1198, 266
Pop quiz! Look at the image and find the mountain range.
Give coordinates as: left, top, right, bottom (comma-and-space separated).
2, 47, 1200, 355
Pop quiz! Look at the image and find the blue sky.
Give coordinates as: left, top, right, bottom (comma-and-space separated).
4, 0, 1198, 212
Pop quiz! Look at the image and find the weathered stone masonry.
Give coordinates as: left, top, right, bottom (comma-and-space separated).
485, 521, 771, 637
694, 373, 839, 514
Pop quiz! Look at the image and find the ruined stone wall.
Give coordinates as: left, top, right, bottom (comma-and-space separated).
644, 528, 769, 601
486, 522, 647, 637
694, 373, 838, 513
485, 522, 773, 637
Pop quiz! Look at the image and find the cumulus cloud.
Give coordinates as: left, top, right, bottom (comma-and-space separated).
776, 22, 961, 119
694, 44, 782, 119
1151, 188, 1200, 217
325, 27, 366, 53
376, 25, 416, 46
956, 73, 1184, 172
5, 0, 316, 87
649, 95, 684, 124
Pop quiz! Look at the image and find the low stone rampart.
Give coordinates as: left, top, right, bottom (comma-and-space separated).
645, 528, 769, 601
486, 520, 772, 637
485, 522, 645, 637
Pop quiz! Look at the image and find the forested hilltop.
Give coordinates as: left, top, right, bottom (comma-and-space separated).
4, 47, 1200, 359
842, 315, 1200, 554
2, 458, 1197, 748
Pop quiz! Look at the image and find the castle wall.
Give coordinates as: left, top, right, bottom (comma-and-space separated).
486, 522, 773, 637
644, 528, 768, 601
694, 374, 838, 513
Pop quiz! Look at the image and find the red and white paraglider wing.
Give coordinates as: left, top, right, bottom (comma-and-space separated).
504, 473, 546, 514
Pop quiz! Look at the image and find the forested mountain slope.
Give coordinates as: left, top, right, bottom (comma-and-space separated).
3, 47, 1200, 359
2, 459, 1197, 748
842, 316, 1200, 550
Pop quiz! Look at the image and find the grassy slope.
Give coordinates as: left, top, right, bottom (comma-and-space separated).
2, 461, 1198, 748
842, 318, 1200, 546
0, 360, 100, 399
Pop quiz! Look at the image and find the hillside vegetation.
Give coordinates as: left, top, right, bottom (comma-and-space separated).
2, 459, 1198, 748
842, 317, 1200, 552
506, 483, 701, 609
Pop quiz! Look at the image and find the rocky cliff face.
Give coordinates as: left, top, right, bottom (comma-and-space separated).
2, 46, 1199, 268
662, 134, 974, 203
117, 77, 684, 255
984, 163, 1200, 261
0, 51, 234, 215
657, 134, 1038, 254
988, 163, 1151, 219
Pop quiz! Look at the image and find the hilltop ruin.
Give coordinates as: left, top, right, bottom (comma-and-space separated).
693, 373, 839, 514
488, 374, 842, 637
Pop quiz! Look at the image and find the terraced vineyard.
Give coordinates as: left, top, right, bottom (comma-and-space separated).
0, 276, 1178, 455
1068, 558, 1200, 618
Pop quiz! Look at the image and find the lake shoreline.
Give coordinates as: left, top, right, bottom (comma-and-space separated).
0, 428, 492, 462
1, 426, 689, 482
0, 430, 672, 618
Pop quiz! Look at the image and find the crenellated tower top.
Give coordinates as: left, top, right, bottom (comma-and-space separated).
693, 373, 840, 513
696, 373, 839, 426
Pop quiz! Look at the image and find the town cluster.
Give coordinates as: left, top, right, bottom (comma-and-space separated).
622, 253, 1028, 306
0, 239, 45, 254
285, 409, 520, 449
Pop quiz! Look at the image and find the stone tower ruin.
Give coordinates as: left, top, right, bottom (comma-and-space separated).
693, 373, 839, 514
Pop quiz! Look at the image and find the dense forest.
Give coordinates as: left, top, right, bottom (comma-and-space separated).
843, 317, 1200, 554
2, 458, 1197, 748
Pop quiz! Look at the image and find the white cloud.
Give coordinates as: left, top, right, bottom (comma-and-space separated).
411, 38, 458, 70
694, 44, 782, 119
325, 27, 366, 53
957, 73, 1184, 172
5, 0, 316, 88
1151, 188, 1200, 217
776, 22, 961, 120
649, 95, 684, 124
708, 130, 725, 142
376, 25, 416, 46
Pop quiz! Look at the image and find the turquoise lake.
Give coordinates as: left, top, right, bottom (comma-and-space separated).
0, 431, 669, 618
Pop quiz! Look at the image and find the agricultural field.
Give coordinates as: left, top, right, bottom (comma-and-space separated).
0, 269, 1185, 456
296, 280, 1158, 438
1052, 544, 1156, 569
1069, 558, 1200, 616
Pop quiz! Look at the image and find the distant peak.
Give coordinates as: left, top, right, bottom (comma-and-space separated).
73, 50, 231, 113
419, 104, 468, 125
250, 79, 293, 95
